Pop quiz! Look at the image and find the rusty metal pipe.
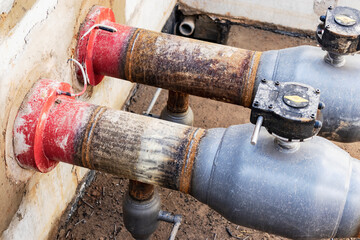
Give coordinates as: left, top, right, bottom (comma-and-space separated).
160, 91, 194, 126
167, 91, 189, 113
13, 79, 360, 239
76, 6, 261, 108
14, 79, 203, 192
77, 6, 360, 142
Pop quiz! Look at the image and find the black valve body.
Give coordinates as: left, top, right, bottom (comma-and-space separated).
250, 80, 321, 141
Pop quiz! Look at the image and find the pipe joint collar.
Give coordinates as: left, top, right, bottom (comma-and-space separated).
13, 79, 74, 172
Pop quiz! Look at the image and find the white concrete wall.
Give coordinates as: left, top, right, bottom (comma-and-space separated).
180, 0, 360, 31
0, 0, 176, 239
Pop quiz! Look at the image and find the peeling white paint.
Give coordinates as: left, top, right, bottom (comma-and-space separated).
12, 130, 30, 156
58, 134, 69, 150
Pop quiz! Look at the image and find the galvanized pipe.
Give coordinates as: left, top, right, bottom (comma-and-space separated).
76, 6, 360, 142
14, 79, 360, 239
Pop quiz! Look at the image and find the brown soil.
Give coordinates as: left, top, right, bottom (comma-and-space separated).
55, 25, 357, 240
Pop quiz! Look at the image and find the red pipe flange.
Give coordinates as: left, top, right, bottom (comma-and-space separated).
76, 6, 134, 86
13, 80, 74, 172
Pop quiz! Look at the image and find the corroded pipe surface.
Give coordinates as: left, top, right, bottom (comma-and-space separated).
76, 6, 262, 107
14, 79, 360, 239
14, 80, 205, 192
167, 91, 189, 113
129, 180, 154, 201
51, 101, 205, 192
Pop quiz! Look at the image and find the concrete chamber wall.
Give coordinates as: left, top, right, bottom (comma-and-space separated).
179, 0, 360, 31
0, 0, 176, 239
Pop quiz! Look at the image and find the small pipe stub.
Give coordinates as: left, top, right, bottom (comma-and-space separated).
13, 79, 74, 172
76, 6, 116, 86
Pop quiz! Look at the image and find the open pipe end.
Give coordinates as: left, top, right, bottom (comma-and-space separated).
179, 16, 195, 36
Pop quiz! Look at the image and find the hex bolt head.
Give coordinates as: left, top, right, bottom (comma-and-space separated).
268, 104, 273, 109
253, 101, 259, 107
311, 113, 316, 119
318, 102, 325, 110
314, 120, 323, 129
315, 88, 321, 94
275, 81, 280, 86
261, 79, 267, 83
328, 5, 333, 10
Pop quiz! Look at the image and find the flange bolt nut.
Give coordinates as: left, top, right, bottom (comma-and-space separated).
318, 102, 325, 110
314, 120, 323, 129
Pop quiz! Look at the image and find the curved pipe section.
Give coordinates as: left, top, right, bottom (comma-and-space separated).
14, 79, 360, 239
76, 6, 360, 142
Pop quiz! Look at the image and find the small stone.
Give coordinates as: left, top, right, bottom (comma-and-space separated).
91, 190, 101, 197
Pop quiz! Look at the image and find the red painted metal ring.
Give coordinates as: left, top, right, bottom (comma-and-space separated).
13, 79, 74, 172
76, 6, 116, 86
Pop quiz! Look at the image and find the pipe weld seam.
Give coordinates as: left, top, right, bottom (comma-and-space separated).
81, 106, 107, 169
125, 28, 141, 82
243, 51, 262, 107
179, 128, 205, 193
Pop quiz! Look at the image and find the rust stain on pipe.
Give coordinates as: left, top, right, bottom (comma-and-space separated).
123, 29, 262, 106
179, 128, 205, 193
73, 106, 206, 191
167, 91, 190, 113
124, 28, 141, 81
129, 180, 155, 201
243, 51, 262, 107
81, 106, 106, 169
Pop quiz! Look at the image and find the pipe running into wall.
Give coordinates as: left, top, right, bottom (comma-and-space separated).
13, 79, 360, 239
76, 6, 360, 142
